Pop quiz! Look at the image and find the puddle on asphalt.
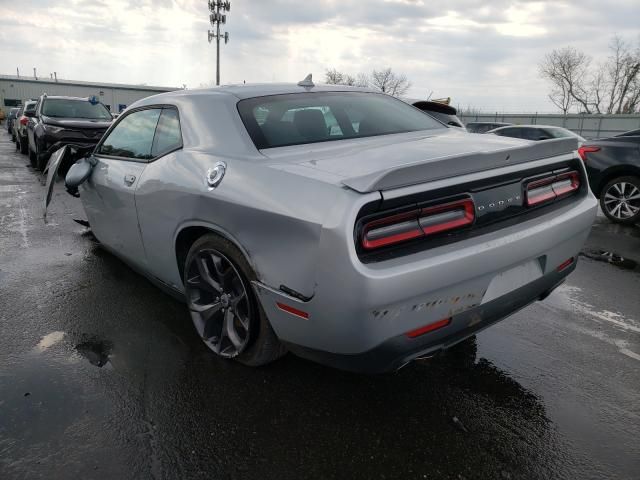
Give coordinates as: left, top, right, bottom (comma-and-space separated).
32, 331, 113, 368
34, 331, 65, 352
580, 249, 640, 272
75, 340, 113, 368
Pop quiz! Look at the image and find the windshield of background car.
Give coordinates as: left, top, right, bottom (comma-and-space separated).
42, 99, 112, 120
24, 102, 36, 113
237, 92, 445, 149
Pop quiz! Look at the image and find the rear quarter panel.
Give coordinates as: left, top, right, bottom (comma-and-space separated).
134, 149, 362, 297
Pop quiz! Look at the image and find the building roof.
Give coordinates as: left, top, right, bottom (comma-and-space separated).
0, 74, 177, 93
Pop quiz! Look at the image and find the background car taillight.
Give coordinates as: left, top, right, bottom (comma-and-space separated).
362, 198, 475, 250
19, 116, 28, 126
525, 171, 580, 206
577, 146, 600, 161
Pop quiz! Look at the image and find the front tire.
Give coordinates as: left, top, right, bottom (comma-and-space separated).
600, 176, 640, 224
184, 234, 286, 366
35, 142, 49, 171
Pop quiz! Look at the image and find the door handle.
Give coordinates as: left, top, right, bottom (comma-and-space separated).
124, 174, 136, 186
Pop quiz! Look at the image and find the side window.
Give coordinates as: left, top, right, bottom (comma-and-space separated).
493, 128, 510, 137
151, 108, 182, 157
97, 108, 161, 160
505, 128, 524, 138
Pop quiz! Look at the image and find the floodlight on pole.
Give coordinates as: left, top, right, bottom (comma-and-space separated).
206, 1, 231, 86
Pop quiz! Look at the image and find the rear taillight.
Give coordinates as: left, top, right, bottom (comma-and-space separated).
362, 198, 475, 250
525, 171, 580, 207
406, 317, 451, 338
577, 146, 600, 162
19, 116, 28, 125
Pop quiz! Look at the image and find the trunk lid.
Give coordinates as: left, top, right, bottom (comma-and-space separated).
260, 129, 578, 193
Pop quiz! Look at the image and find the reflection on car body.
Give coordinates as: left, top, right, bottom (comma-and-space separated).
46, 79, 597, 373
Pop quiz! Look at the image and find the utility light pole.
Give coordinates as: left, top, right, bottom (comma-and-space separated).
207, 1, 230, 86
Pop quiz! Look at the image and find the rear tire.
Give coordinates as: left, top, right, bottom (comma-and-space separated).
19, 136, 28, 155
599, 176, 640, 224
184, 233, 286, 367
28, 145, 37, 168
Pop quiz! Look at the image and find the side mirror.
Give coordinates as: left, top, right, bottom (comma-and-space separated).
65, 156, 96, 190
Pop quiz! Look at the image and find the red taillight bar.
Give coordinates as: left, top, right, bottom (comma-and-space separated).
577, 146, 600, 162
361, 210, 423, 250
419, 198, 475, 235
361, 198, 475, 250
526, 170, 581, 207
276, 302, 309, 319
556, 257, 575, 272
406, 317, 451, 338
19, 116, 28, 126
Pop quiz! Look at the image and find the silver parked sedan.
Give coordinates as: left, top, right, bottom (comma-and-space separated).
46, 80, 597, 373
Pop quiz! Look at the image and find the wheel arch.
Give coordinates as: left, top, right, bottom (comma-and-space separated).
174, 221, 258, 287
592, 165, 640, 197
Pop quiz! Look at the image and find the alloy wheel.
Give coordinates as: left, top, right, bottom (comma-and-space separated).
603, 181, 640, 220
185, 249, 251, 357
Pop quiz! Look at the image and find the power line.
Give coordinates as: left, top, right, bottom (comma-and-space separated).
207, 1, 231, 86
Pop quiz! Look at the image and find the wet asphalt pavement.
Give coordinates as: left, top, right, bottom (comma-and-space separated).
0, 129, 639, 480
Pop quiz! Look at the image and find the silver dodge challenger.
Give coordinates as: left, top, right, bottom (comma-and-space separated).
45, 79, 597, 373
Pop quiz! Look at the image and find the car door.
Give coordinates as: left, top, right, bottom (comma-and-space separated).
79, 107, 162, 269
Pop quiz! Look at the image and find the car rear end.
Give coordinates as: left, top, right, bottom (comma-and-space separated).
235, 88, 596, 373
255, 148, 595, 372
15, 102, 35, 143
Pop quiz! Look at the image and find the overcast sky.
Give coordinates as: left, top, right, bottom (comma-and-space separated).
1, 0, 638, 112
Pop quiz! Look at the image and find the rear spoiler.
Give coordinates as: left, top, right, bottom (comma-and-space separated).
341, 137, 579, 193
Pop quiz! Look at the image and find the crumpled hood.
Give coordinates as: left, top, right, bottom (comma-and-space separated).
260, 129, 578, 192
43, 116, 112, 130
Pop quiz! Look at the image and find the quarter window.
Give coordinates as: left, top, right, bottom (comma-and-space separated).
98, 108, 162, 160
152, 108, 182, 157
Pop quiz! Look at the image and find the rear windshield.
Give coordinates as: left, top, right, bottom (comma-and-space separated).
24, 102, 36, 113
42, 98, 112, 120
237, 92, 445, 149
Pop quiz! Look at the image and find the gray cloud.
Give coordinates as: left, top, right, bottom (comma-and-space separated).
0, 0, 637, 111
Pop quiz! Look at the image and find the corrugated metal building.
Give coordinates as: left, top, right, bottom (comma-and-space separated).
0, 74, 178, 114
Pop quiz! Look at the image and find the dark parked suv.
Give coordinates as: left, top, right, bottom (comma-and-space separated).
27, 94, 112, 170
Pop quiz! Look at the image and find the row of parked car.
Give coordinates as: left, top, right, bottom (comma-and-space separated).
6, 95, 640, 227
6, 95, 112, 171
5, 82, 637, 372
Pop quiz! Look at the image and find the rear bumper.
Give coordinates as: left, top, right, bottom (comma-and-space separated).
282, 264, 571, 373
253, 191, 597, 371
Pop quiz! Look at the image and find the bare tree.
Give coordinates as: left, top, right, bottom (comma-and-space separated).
325, 69, 368, 87
539, 46, 594, 113
548, 83, 573, 114
369, 68, 412, 97
355, 73, 369, 88
325, 69, 345, 85
540, 37, 640, 114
